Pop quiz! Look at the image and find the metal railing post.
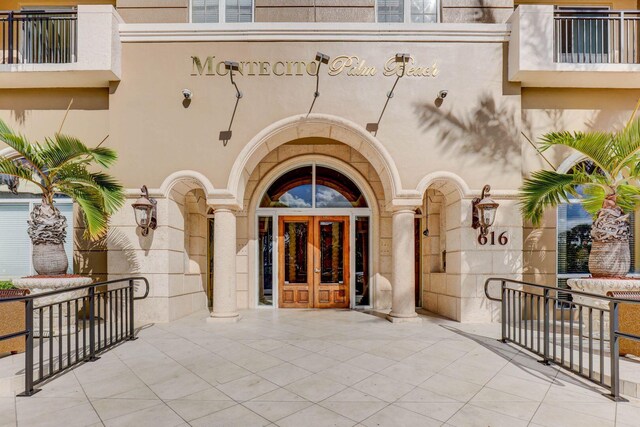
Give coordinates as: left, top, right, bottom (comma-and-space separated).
500, 281, 507, 343
609, 301, 622, 400
17, 298, 40, 396
620, 12, 626, 63
87, 287, 99, 361
128, 279, 137, 340
541, 288, 551, 365
7, 12, 13, 64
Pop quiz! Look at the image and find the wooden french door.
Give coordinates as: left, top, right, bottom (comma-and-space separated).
278, 216, 350, 309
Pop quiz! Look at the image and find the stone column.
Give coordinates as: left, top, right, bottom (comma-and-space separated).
209, 207, 240, 322
388, 208, 421, 323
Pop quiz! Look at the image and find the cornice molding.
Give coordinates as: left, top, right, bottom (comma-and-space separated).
119, 23, 511, 43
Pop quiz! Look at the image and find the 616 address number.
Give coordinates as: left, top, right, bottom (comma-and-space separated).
478, 231, 508, 246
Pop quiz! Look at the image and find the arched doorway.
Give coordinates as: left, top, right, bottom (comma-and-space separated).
256, 162, 372, 309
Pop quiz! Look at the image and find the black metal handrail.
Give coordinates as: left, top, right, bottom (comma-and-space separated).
0, 277, 149, 396
0, 10, 78, 65
485, 277, 640, 401
554, 9, 640, 64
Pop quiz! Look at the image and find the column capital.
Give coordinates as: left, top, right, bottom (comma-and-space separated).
386, 197, 423, 213
210, 204, 241, 214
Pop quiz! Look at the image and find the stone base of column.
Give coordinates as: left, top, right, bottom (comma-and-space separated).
386, 312, 422, 324
207, 313, 241, 323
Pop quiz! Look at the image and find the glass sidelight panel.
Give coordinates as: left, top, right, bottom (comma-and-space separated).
319, 221, 344, 284
258, 217, 273, 305
355, 217, 370, 306
284, 222, 309, 284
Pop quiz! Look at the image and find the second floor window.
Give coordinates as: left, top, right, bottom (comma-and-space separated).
377, 0, 438, 23
191, 0, 252, 23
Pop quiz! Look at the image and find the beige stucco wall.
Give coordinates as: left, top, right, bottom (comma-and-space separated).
108, 39, 521, 197
112, 0, 514, 23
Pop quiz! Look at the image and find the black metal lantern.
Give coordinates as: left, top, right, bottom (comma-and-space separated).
132, 185, 157, 236
472, 185, 499, 236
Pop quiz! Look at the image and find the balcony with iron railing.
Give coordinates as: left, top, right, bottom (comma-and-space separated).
0, 6, 122, 88
508, 5, 640, 88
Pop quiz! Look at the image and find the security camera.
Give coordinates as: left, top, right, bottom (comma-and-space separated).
438, 90, 448, 99
182, 89, 192, 100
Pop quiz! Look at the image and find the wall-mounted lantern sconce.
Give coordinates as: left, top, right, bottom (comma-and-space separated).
307, 52, 330, 116
132, 185, 157, 236
366, 53, 411, 136
472, 185, 499, 237
219, 61, 242, 146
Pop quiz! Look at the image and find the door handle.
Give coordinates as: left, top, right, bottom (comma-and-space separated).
314, 268, 321, 273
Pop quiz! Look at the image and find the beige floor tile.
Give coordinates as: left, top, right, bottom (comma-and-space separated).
468, 400, 539, 421
189, 403, 271, 427
378, 362, 436, 386
257, 363, 313, 387
216, 374, 280, 402
447, 404, 529, 427
317, 363, 374, 386
289, 353, 339, 373
0, 397, 16, 427
394, 401, 464, 422
346, 354, 395, 373
361, 404, 441, 427
351, 374, 414, 403
166, 399, 235, 421
92, 398, 160, 421
243, 401, 313, 422
276, 404, 356, 427
285, 374, 347, 402
531, 403, 615, 427
419, 374, 483, 402
319, 401, 388, 422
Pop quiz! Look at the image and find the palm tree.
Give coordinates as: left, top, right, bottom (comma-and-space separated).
0, 119, 124, 276
520, 118, 640, 278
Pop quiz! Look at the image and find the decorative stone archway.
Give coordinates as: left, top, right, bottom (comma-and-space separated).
224, 113, 404, 210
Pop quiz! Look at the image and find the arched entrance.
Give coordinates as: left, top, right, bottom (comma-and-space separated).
255, 161, 373, 309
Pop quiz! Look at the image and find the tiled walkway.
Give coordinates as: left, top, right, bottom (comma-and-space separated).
1, 309, 640, 427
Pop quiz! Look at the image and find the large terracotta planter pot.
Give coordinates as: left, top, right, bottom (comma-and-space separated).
589, 240, 630, 278
32, 243, 68, 276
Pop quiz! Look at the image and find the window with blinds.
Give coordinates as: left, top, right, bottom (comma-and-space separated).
0, 201, 73, 280
378, 0, 404, 23
192, 0, 220, 23
225, 0, 252, 23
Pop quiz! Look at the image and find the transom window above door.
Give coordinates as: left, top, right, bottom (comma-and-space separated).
260, 165, 368, 209
191, 0, 253, 23
377, 0, 439, 23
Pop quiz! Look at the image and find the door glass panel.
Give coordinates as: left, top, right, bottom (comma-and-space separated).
355, 217, 369, 306
319, 221, 344, 284
284, 222, 308, 284
261, 166, 313, 208
315, 166, 368, 208
259, 217, 273, 305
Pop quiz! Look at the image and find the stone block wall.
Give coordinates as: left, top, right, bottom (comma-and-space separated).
107, 182, 209, 323
422, 182, 522, 322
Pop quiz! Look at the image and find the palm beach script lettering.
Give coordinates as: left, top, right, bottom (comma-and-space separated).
191, 55, 439, 78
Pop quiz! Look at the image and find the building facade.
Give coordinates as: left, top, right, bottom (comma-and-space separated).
1, 0, 640, 324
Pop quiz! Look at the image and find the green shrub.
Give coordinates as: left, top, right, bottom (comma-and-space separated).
0, 281, 15, 290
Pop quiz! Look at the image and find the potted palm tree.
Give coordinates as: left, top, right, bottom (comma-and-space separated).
0, 118, 124, 276
520, 118, 640, 278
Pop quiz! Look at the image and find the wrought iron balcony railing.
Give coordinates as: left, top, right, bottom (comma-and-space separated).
0, 10, 77, 65
554, 8, 640, 64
